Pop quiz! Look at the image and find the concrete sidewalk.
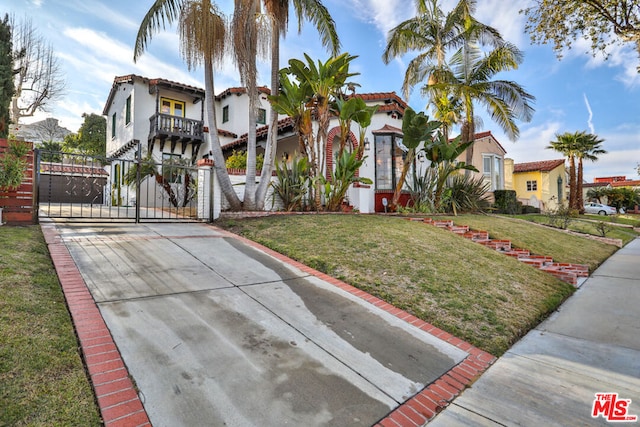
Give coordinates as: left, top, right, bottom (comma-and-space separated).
42, 220, 494, 427
429, 238, 640, 426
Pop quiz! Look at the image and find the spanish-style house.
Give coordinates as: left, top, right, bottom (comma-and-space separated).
104, 74, 508, 214
220, 91, 408, 212
103, 75, 207, 206
504, 159, 566, 212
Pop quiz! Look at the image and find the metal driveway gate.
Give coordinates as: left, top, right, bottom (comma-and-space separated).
36, 149, 210, 222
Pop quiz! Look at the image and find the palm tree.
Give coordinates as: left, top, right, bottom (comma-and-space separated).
255, 0, 340, 210
231, 0, 270, 210
382, 0, 473, 99
575, 132, 606, 212
547, 131, 580, 210
134, 0, 243, 210
430, 40, 535, 175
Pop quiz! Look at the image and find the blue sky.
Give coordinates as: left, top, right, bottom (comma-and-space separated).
4, 0, 640, 182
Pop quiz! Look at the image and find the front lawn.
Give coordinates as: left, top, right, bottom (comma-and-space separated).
0, 226, 101, 426
214, 214, 612, 356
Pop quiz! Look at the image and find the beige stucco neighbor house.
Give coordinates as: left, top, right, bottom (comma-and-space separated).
505, 159, 566, 212
456, 131, 507, 198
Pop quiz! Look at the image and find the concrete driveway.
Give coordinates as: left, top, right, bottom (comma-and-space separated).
45, 221, 492, 427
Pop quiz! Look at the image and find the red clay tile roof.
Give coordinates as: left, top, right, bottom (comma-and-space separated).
223, 117, 296, 150
611, 180, 640, 187
40, 162, 109, 176
216, 86, 271, 100
372, 124, 403, 135
104, 75, 204, 115
513, 159, 565, 173
217, 129, 238, 138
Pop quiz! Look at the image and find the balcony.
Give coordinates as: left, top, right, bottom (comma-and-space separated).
149, 113, 204, 157
149, 113, 204, 144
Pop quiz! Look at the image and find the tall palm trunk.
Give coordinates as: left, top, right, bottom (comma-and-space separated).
204, 56, 242, 210
577, 157, 584, 213
568, 155, 577, 210
255, 19, 280, 210
462, 120, 475, 177
244, 93, 258, 209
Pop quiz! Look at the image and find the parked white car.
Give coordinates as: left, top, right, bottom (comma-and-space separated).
584, 202, 617, 215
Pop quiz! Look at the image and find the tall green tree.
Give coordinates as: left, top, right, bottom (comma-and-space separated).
134, 0, 243, 210
575, 132, 606, 211
62, 113, 106, 158
430, 40, 535, 175
0, 14, 13, 139
547, 131, 581, 210
256, 0, 340, 210
522, 1, 640, 71
382, 0, 498, 100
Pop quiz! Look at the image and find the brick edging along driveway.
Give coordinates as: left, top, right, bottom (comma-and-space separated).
43, 221, 495, 427
41, 221, 151, 427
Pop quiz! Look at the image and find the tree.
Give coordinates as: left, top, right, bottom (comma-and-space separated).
24, 117, 70, 144
0, 14, 13, 139
391, 107, 441, 209
283, 53, 359, 209
547, 131, 581, 210
255, 0, 340, 210
575, 132, 606, 212
421, 129, 477, 211
430, 39, 535, 175
10, 17, 65, 125
135, 0, 243, 210
40, 140, 63, 162
231, 0, 270, 210
62, 113, 106, 158
522, 1, 640, 71
382, 0, 494, 99
586, 185, 609, 203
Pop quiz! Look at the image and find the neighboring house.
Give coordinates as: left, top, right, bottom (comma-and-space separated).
39, 162, 109, 204
456, 131, 507, 196
505, 159, 565, 212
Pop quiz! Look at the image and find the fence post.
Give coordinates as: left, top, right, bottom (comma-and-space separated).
197, 159, 219, 221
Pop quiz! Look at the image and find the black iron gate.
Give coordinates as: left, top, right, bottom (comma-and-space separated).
36, 149, 210, 222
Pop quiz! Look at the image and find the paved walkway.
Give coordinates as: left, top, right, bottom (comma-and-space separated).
41, 219, 494, 427
430, 238, 640, 426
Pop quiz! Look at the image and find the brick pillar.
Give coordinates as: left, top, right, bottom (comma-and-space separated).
197, 159, 220, 221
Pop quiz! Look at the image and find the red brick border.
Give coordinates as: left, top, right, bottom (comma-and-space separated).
40, 221, 151, 427
212, 225, 496, 426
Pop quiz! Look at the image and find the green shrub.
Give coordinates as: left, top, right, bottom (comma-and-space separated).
0, 140, 29, 190
225, 150, 264, 171
493, 190, 519, 214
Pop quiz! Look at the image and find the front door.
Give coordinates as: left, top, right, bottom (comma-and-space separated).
160, 98, 185, 132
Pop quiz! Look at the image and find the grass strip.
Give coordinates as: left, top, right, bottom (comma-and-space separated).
0, 225, 101, 426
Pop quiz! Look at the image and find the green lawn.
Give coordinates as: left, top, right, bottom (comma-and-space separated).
512, 213, 640, 247
0, 226, 101, 426
215, 214, 618, 356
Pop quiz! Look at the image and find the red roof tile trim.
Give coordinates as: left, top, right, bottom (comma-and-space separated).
513, 159, 565, 173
